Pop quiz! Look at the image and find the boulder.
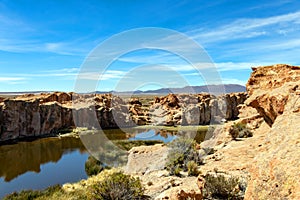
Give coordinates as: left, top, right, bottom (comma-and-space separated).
124, 144, 168, 175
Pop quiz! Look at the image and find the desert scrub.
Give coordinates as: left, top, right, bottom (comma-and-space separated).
165, 137, 200, 176
202, 172, 247, 199
89, 171, 145, 200
229, 122, 253, 140
187, 161, 199, 176
3, 184, 88, 200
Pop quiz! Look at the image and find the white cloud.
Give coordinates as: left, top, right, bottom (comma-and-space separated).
75, 70, 125, 81
220, 78, 247, 86
0, 77, 27, 84
43, 67, 80, 74
215, 62, 269, 71
0, 77, 26, 81
190, 10, 300, 43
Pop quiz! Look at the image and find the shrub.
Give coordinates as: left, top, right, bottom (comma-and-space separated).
90, 171, 145, 200
85, 156, 105, 176
187, 161, 199, 176
3, 185, 61, 200
229, 122, 253, 140
202, 172, 247, 199
165, 137, 200, 176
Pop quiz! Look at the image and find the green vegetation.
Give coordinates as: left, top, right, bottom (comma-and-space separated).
165, 137, 200, 176
4, 169, 146, 200
3, 185, 87, 200
203, 173, 247, 200
229, 122, 253, 140
89, 171, 145, 200
187, 161, 199, 176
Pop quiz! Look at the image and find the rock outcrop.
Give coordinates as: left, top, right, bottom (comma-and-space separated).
246, 64, 300, 126
0, 92, 247, 142
0, 93, 137, 142
149, 93, 247, 126
195, 64, 300, 200
124, 144, 168, 175
244, 64, 300, 199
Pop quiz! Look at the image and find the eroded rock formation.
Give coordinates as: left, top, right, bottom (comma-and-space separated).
0, 93, 136, 142
197, 64, 300, 199
149, 93, 247, 126
0, 92, 247, 142
244, 64, 300, 199
246, 64, 300, 126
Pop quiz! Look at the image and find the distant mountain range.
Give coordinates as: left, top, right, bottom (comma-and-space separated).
96, 84, 246, 95
0, 84, 246, 96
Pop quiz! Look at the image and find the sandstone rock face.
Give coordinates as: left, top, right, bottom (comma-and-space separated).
149, 93, 247, 126
0, 92, 247, 142
246, 64, 300, 126
192, 64, 300, 200
124, 144, 168, 175
154, 176, 202, 200
243, 64, 300, 199
0, 93, 137, 142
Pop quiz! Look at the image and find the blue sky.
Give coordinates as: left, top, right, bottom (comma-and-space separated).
1, 0, 300, 92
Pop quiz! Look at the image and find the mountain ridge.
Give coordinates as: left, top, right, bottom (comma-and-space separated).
0, 84, 246, 95
96, 84, 246, 94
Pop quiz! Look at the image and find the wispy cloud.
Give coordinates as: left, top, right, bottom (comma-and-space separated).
42, 67, 80, 74
0, 77, 27, 84
190, 10, 300, 43
77, 70, 125, 80
220, 78, 247, 86
1, 68, 125, 83
0, 10, 90, 55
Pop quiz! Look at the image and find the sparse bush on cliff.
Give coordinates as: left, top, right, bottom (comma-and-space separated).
229, 122, 253, 140
89, 171, 145, 200
165, 137, 200, 176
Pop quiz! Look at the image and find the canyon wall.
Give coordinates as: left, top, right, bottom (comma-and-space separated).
0, 92, 247, 142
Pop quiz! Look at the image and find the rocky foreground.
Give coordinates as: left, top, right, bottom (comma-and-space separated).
0, 90, 246, 142
115, 64, 299, 199
49, 64, 299, 200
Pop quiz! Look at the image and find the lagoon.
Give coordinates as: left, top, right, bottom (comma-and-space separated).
0, 126, 208, 198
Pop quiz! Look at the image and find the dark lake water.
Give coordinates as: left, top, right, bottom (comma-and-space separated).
0, 127, 207, 198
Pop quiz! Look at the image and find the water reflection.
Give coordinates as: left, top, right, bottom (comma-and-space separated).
0, 126, 208, 198
0, 137, 86, 182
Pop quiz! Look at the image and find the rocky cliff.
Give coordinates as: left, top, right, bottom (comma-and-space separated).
0, 91, 247, 142
196, 64, 300, 199
244, 64, 300, 199
148, 92, 247, 126
0, 92, 133, 142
